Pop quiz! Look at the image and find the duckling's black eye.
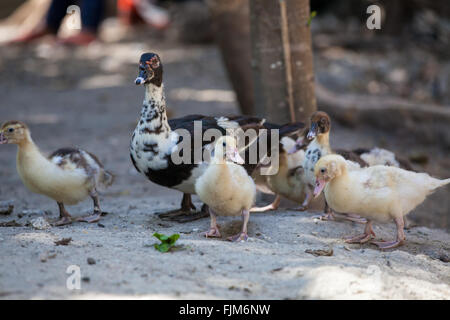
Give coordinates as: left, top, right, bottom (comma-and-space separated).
222, 142, 226, 147
8, 128, 14, 133
320, 168, 326, 173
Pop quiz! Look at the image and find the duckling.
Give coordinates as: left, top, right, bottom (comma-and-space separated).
0, 121, 114, 226
195, 136, 256, 242
313, 154, 450, 249
250, 135, 307, 212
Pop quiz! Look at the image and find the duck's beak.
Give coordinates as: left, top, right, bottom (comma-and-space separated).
307, 123, 318, 140
228, 148, 245, 164
135, 68, 148, 85
0, 132, 7, 145
313, 178, 326, 198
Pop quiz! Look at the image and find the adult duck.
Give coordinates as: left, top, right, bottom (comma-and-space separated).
130, 52, 304, 222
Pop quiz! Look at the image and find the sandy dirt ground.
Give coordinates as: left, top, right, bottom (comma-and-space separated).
0, 38, 449, 299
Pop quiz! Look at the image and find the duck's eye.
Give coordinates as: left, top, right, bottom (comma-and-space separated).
222, 142, 226, 147
320, 168, 326, 173
8, 128, 14, 133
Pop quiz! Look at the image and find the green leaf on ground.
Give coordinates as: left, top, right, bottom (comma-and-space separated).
153, 233, 181, 253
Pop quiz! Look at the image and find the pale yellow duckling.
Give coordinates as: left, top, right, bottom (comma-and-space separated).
313, 154, 450, 249
0, 121, 114, 226
195, 136, 256, 242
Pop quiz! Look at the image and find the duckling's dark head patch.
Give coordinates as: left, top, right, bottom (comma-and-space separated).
307, 111, 331, 140
135, 53, 163, 87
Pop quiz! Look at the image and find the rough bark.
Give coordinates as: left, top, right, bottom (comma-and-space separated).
250, 0, 316, 123
206, 0, 254, 115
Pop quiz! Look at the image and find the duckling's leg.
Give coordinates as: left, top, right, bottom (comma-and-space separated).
315, 201, 336, 221
158, 194, 209, 222
54, 202, 72, 226
345, 220, 375, 244
202, 209, 221, 238
372, 217, 405, 249
291, 190, 312, 211
228, 209, 250, 242
77, 190, 102, 223
250, 195, 281, 213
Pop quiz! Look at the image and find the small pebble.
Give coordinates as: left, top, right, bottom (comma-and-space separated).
87, 257, 96, 265
31, 217, 51, 230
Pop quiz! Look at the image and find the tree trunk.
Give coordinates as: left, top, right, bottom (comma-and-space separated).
206, 0, 254, 115
250, 0, 316, 123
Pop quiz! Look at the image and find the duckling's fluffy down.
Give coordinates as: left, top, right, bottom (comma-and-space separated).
195, 162, 256, 216
17, 146, 112, 205
321, 157, 450, 223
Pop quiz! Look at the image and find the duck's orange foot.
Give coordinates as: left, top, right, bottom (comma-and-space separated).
371, 239, 404, 249
77, 213, 101, 223
344, 233, 374, 244
203, 227, 221, 238
227, 232, 248, 242
53, 216, 72, 226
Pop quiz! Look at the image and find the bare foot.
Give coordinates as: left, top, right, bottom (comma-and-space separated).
59, 32, 97, 46
10, 26, 52, 44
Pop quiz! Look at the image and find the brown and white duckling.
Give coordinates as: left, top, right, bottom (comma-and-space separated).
195, 136, 256, 242
250, 135, 307, 212
313, 154, 450, 249
0, 121, 114, 225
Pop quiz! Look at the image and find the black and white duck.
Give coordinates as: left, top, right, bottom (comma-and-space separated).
130, 52, 305, 222
0, 121, 114, 225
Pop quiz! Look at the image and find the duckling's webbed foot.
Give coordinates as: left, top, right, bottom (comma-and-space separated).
227, 209, 250, 242
53, 202, 72, 226
203, 209, 221, 238
371, 217, 405, 249
250, 195, 280, 213
158, 194, 209, 223
345, 220, 375, 244
77, 192, 102, 223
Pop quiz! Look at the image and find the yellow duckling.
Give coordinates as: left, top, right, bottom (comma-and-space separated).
0, 121, 114, 226
195, 136, 256, 242
313, 154, 450, 249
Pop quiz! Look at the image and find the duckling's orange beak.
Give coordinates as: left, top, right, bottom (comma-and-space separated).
313, 178, 326, 198
0, 132, 7, 144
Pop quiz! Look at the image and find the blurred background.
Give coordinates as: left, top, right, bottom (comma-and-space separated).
0, 0, 448, 230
